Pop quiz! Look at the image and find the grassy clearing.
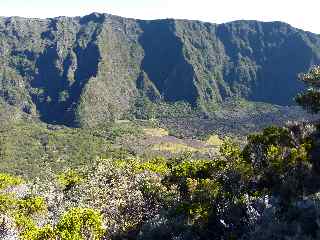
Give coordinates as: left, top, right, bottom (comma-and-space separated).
151, 142, 197, 153
143, 128, 169, 137
206, 134, 224, 146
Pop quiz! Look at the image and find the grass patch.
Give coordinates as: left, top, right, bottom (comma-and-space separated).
151, 142, 198, 154
143, 128, 169, 137
206, 135, 224, 146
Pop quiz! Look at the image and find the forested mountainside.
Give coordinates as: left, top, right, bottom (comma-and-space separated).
1, 12, 320, 126
2, 11, 320, 240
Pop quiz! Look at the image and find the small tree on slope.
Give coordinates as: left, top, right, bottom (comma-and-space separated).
296, 65, 320, 113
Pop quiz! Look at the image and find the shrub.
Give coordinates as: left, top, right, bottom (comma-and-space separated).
58, 170, 83, 191
56, 207, 105, 240
14, 213, 38, 239
0, 194, 16, 213
170, 159, 224, 179
0, 173, 24, 190
295, 66, 320, 113
15, 214, 56, 240
18, 196, 47, 215
32, 225, 56, 240
134, 157, 169, 175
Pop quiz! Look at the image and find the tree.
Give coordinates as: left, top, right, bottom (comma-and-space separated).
296, 66, 320, 113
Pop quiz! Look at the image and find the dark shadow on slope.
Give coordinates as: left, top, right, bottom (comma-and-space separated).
216, 22, 319, 105
138, 19, 199, 105
66, 39, 101, 126
255, 29, 315, 104
31, 17, 102, 126
31, 45, 70, 124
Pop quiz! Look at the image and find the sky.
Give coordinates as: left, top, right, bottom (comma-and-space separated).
0, 0, 319, 33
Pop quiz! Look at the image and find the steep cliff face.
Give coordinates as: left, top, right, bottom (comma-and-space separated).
215, 21, 320, 104
0, 13, 319, 126
0, 13, 142, 126
174, 20, 320, 110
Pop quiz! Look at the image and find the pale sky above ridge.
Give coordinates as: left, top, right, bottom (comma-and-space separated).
1, 0, 319, 33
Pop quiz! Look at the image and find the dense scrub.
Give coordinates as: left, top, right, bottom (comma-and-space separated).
1, 119, 320, 239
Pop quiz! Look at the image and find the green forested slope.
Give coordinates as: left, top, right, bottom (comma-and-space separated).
0, 13, 319, 126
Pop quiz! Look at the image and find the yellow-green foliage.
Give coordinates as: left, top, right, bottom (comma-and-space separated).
219, 138, 242, 160
232, 157, 254, 181
2, 195, 48, 239
266, 145, 284, 170
288, 143, 311, 165
266, 143, 311, 173
169, 159, 234, 229
140, 177, 178, 207
0, 194, 46, 216
58, 169, 83, 190
15, 214, 56, 240
171, 159, 225, 179
0, 173, 24, 190
219, 139, 253, 179
56, 207, 105, 240
113, 159, 129, 169
15, 207, 105, 240
134, 157, 169, 174
0, 193, 16, 212
30, 225, 56, 240
0, 173, 50, 239
15, 213, 38, 239
18, 196, 47, 215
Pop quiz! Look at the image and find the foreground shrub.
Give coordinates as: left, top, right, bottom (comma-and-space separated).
56, 207, 105, 240
0, 173, 24, 190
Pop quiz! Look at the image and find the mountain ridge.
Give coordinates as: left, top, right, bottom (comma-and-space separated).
0, 12, 315, 34
0, 12, 320, 126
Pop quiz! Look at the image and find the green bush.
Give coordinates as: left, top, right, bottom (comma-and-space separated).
0, 173, 24, 190
56, 207, 105, 240
15, 214, 56, 240
0, 193, 16, 212
15, 206, 105, 240
58, 169, 83, 191
134, 157, 169, 174
18, 196, 47, 215
170, 159, 224, 179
